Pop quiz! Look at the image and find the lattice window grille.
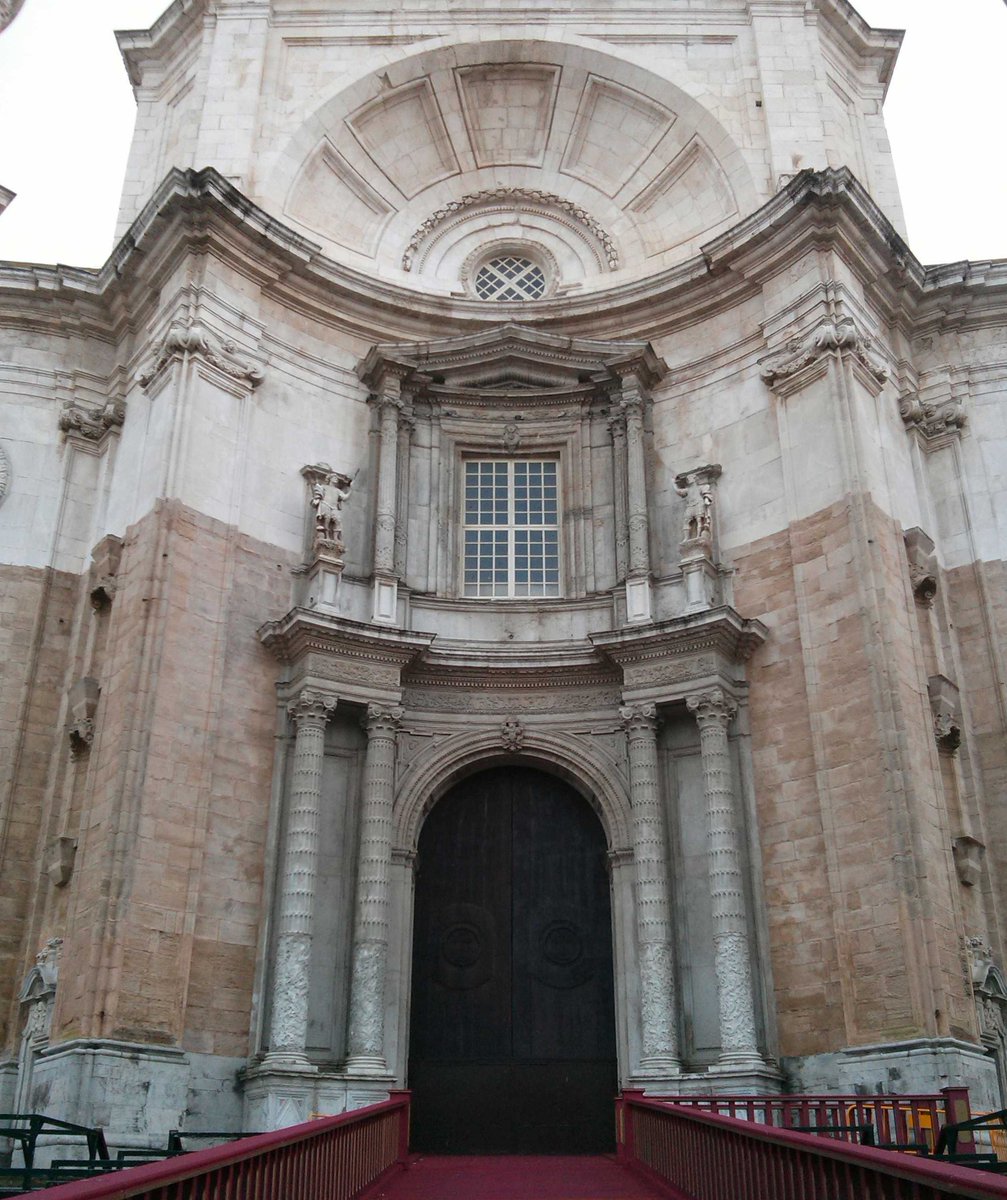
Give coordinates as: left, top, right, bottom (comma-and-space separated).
474, 256, 547, 301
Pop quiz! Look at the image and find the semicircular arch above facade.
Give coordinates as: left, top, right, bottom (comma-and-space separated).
269, 37, 757, 294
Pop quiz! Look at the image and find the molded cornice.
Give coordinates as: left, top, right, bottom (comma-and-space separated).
0, 167, 1005, 347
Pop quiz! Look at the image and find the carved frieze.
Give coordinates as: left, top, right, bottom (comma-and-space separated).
405, 686, 622, 714
760, 318, 889, 391
58, 400, 125, 444
138, 318, 264, 392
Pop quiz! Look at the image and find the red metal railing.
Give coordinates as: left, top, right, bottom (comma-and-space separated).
617, 1093, 1007, 1200
17, 1092, 410, 1200
650, 1089, 970, 1152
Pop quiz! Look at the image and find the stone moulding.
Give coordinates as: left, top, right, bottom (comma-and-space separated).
138, 317, 265, 392
759, 317, 890, 391
401, 187, 620, 272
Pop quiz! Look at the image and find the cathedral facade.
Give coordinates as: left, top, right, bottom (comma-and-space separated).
1, 0, 1006, 1151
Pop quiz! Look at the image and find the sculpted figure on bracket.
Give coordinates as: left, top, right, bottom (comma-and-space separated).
302, 463, 353, 558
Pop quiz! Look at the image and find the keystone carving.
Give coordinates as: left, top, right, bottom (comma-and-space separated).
760, 318, 889, 388
58, 400, 125, 443
138, 318, 264, 390
500, 718, 524, 752
899, 393, 966, 440
301, 463, 353, 560
904, 528, 938, 608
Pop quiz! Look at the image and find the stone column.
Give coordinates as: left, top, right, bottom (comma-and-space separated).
620, 703, 681, 1074
267, 689, 337, 1067
345, 703, 403, 1075
619, 384, 652, 622
686, 688, 764, 1068
371, 379, 403, 623
608, 405, 629, 583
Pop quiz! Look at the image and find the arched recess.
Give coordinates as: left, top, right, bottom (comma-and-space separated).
393, 726, 632, 855
266, 36, 759, 287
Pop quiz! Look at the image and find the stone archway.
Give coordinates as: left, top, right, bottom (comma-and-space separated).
407, 764, 617, 1153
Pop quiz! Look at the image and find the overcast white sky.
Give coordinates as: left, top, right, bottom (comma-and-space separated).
0, 0, 1003, 268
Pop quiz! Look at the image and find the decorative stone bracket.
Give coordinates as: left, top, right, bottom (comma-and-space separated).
900, 392, 966, 442
953, 837, 985, 888
759, 317, 889, 392
138, 318, 265, 392
928, 674, 961, 755
89, 534, 123, 611
904, 528, 938, 608
59, 400, 125, 446
67, 677, 100, 759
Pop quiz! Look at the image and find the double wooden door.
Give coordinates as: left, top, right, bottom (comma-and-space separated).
408, 767, 617, 1153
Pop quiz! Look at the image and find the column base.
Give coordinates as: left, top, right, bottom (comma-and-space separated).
343, 1054, 390, 1077
260, 1051, 318, 1073
709, 1050, 771, 1072
242, 1062, 396, 1131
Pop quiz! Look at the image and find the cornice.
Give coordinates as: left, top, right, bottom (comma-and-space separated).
404, 638, 619, 690
258, 608, 435, 666
1, 168, 1004, 348
590, 607, 768, 667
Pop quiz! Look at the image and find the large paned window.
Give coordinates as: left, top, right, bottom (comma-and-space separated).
463, 459, 560, 597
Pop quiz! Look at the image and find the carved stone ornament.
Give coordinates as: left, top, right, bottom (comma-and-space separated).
500, 717, 525, 752
928, 675, 961, 755
904, 528, 938, 608
966, 935, 994, 987
67, 676, 100, 759
18, 937, 61, 1044
301, 463, 353, 559
58, 400, 125, 443
0, 442, 10, 506
89, 534, 123, 611
138, 318, 264, 391
287, 689, 338, 729
364, 703, 404, 737
953, 836, 985, 888
675, 464, 722, 556
686, 686, 738, 728
899, 393, 966, 440
759, 318, 889, 388
68, 718, 95, 758
402, 187, 619, 272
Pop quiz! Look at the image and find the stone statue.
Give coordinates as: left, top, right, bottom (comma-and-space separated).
675, 473, 714, 545
300, 463, 353, 559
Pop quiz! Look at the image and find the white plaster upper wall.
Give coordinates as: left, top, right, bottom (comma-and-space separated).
115, 0, 905, 254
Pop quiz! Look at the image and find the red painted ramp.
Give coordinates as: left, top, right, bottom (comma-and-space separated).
372, 1155, 673, 1199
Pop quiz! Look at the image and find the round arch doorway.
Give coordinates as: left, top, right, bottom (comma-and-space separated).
408, 765, 617, 1154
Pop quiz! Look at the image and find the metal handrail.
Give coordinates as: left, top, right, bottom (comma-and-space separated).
2, 1093, 410, 1199
618, 1092, 1007, 1199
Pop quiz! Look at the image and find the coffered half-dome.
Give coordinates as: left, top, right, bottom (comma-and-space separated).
267, 39, 758, 296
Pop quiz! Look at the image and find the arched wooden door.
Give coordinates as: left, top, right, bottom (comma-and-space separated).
408, 766, 617, 1153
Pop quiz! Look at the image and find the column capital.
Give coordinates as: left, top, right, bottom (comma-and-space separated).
686, 687, 737, 729
620, 702, 659, 735
363, 703, 404, 737
287, 689, 337, 729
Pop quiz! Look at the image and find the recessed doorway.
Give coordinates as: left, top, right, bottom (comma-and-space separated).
408, 765, 617, 1153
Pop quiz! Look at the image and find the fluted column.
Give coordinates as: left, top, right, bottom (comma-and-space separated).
267, 689, 337, 1066
621, 703, 681, 1074
686, 688, 764, 1068
345, 703, 403, 1074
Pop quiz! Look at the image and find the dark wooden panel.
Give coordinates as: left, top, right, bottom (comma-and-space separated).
409, 767, 616, 1154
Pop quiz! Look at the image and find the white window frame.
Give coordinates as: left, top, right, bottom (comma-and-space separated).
461, 458, 562, 599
